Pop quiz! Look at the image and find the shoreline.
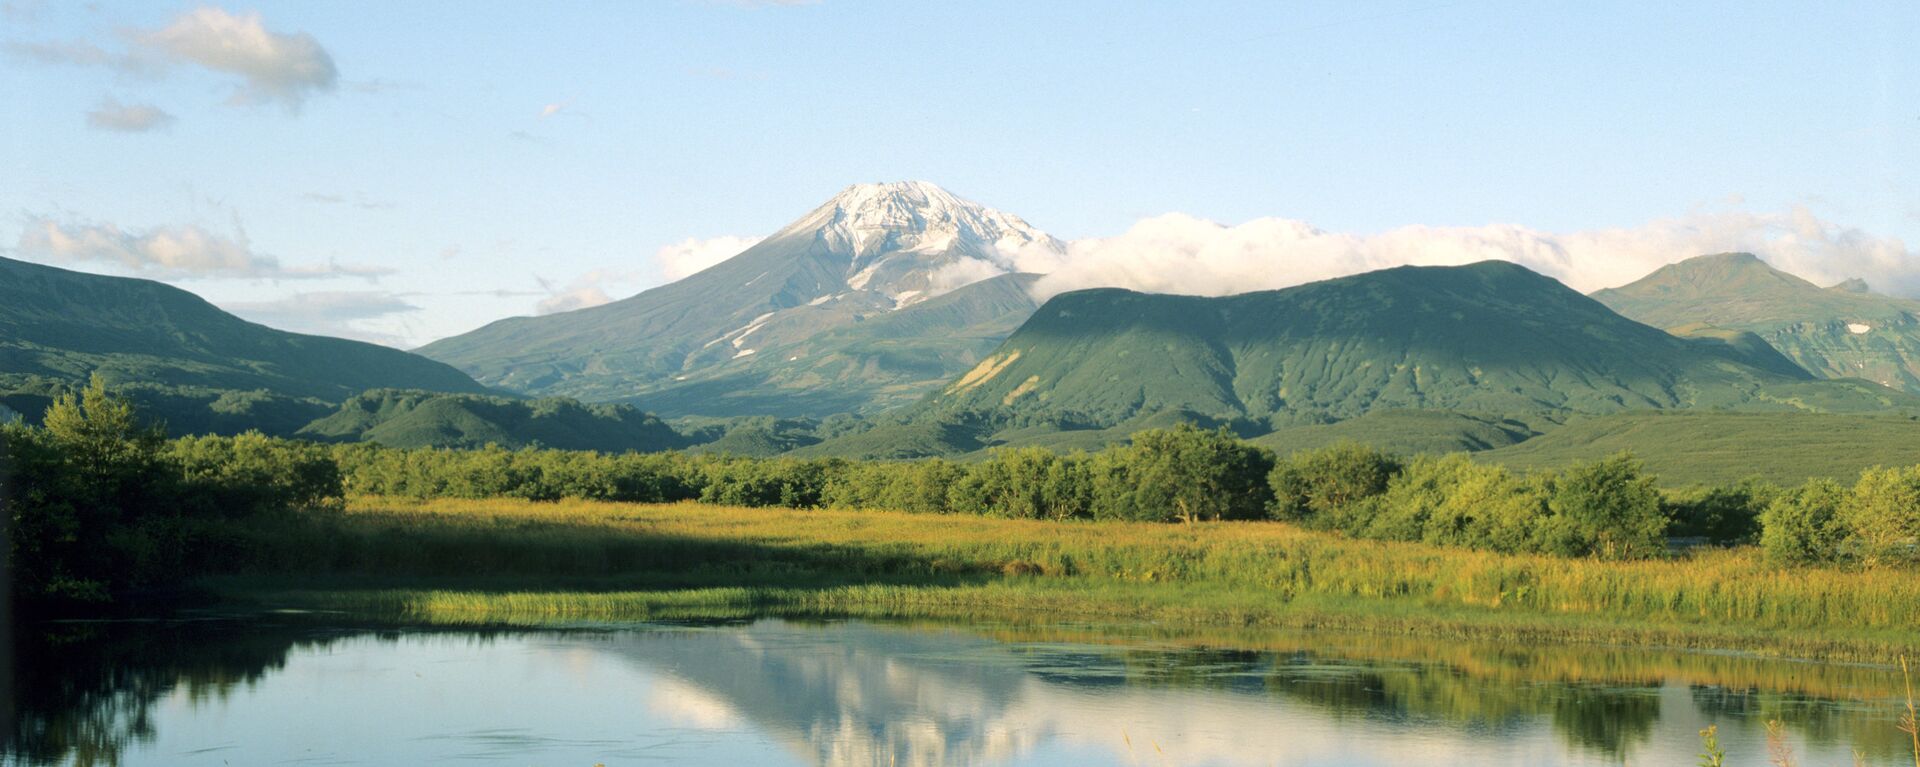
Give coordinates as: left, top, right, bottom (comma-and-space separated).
222, 575, 1919, 665
89, 493, 1920, 665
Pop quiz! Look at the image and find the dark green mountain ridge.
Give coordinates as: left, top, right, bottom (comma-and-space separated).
298, 389, 685, 451
923, 261, 1910, 426
0, 256, 489, 433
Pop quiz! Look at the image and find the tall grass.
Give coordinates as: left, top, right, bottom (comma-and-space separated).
223, 496, 1920, 659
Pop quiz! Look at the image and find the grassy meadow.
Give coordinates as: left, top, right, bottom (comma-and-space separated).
227, 495, 1920, 661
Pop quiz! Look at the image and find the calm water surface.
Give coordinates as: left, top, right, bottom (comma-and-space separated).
4, 615, 1913, 766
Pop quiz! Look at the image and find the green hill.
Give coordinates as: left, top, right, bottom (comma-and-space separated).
785, 416, 995, 460
298, 389, 686, 451
924, 261, 1911, 426
0, 256, 487, 433
0, 373, 335, 436
1593, 252, 1920, 393
1475, 411, 1920, 486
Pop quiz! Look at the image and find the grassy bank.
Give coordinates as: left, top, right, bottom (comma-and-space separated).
219, 496, 1920, 661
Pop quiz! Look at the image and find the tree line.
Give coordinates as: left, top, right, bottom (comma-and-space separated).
4, 380, 1916, 608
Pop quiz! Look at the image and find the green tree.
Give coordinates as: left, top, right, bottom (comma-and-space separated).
8, 376, 170, 602
1663, 478, 1778, 545
41, 374, 165, 484
1841, 466, 1920, 568
948, 447, 1092, 520
1759, 478, 1847, 565
1119, 425, 1275, 523
1268, 442, 1403, 523
1538, 453, 1666, 560
1372, 454, 1549, 552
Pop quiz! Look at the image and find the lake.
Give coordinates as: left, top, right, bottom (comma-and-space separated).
4, 614, 1914, 766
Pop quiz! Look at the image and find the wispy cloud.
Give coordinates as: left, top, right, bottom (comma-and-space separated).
299, 190, 394, 210
13, 215, 391, 281
7, 6, 337, 112
343, 77, 421, 95
1, 0, 43, 24
1006, 206, 1920, 300
536, 98, 593, 122
220, 290, 419, 345
655, 234, 761, 280
85, 97, 174, 132
523, 234, 762, 316
451, 287, 544, 299
3, 38, 156, 74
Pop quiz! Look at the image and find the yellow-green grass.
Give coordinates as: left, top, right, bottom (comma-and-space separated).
223, 496, 1920, 662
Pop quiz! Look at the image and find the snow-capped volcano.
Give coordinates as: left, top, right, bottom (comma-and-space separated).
772, 181, 1065, 305
779, 180, 1062, 261
418, 180, 1057, 415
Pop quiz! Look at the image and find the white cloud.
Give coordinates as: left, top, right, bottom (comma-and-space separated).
221, 290, 418, 344
85, 97, 174, 132
535, 268, 644, 315
655, 234, 761, 280
1019, 206, 1920, 300
13, 216, 391, 281
136, 7, 337, 109
527, 235, 759, 316
926, 257, 1010, 295
7, 7, 337, 112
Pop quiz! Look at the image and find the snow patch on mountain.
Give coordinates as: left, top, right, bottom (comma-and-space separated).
772, 181, 1066, 303
704, 312, 777, 350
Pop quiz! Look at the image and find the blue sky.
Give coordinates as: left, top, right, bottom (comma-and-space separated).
4, 1, 1917, 346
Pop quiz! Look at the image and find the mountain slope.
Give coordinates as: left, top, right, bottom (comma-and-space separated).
1593, 252, 1920, 393
1476, 411, 1920, 486
418, 182, 1059, 417
631, 273, 1043, 416
0, 257, 487, 424
923, 261, 1910, 424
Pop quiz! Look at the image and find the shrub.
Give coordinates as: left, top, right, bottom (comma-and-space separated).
1538, 453, 1666, 560
1370, 454, 1549, 552
947, 447, 1092, 520
821, 459, 964, 514
700, 457, 839, 508
1663, 478, 1778, 545
1759, 478, 1847, 565
1840, 466, 1920, 568
1268, 442, 1402, 523
169, 432, 343, 517
1107, 425, 1275, 523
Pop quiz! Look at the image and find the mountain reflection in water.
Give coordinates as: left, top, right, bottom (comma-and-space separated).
4, 616, 1911, 766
